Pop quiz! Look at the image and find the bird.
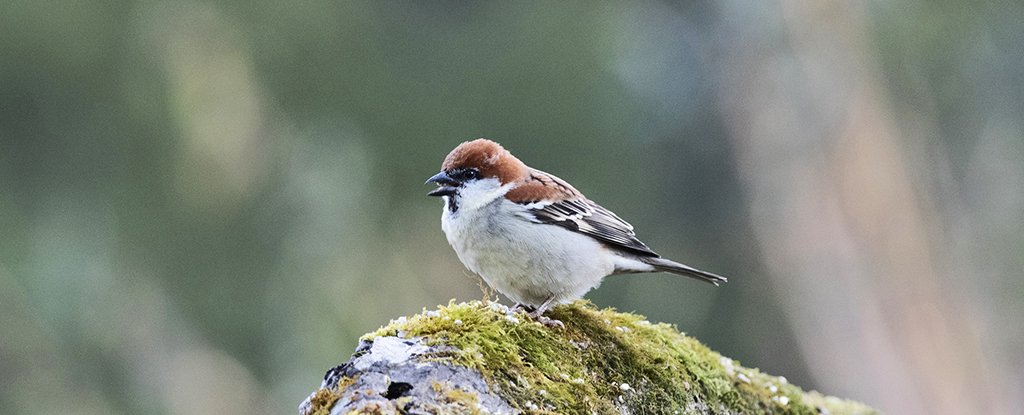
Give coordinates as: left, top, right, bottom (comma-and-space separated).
426, 138, 725, 319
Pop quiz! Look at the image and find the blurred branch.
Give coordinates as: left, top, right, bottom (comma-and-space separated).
714, 2, 998, 414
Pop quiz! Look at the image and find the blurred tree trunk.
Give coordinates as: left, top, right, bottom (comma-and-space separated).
713, 2, 999, 414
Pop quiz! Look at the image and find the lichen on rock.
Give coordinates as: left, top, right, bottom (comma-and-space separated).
300, 300, 877, 415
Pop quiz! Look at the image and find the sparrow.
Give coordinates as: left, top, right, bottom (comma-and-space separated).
426, 138, 725, 318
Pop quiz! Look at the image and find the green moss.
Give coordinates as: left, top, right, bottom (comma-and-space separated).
431, 380, 484, 415
360, 300, 878, 415
304, 376, 354, 415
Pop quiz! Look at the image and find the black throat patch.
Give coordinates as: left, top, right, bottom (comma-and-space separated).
445, 195, 460, 214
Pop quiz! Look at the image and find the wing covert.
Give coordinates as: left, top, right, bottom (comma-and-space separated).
526, 198, 658, 257
505, 168, 659, 256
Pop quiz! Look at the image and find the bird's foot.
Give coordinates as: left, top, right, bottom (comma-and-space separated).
526, 303, 564, 328
521, 296, 564, 328
532, 314, 565, 329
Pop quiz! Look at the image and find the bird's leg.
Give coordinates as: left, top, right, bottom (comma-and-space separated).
527, 296, 556, 318
528, 296, 564, 329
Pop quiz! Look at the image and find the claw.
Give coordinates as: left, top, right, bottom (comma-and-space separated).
533, 314, 565, 329
512, 296, 564, 328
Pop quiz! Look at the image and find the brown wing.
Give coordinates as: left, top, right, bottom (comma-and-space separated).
508, 169, 658, 257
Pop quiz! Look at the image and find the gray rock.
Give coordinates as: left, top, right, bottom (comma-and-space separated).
299, 336, 516, 415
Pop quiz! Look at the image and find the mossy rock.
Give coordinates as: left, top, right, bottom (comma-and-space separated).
300, 300, 877, 415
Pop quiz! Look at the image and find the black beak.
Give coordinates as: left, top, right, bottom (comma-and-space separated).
426, 171, 459, 197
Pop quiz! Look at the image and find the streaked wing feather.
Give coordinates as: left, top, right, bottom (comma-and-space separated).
506, 168, 658, 256
527, 198, 658, 256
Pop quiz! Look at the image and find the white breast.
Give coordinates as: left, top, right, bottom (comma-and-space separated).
440, 193, 615, 307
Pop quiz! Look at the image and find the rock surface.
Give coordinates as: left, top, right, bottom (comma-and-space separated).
300, 301, 878, 415
299, 336, 515, 414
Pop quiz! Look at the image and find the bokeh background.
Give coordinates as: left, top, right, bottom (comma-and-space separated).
2, 1, 1022, 414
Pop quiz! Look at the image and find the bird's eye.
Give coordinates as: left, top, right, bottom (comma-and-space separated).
463, 169, 479, 180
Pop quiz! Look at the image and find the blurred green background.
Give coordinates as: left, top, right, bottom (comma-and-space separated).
1, 1, 1021, 414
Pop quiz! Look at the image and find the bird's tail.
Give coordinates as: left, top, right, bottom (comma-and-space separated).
640, 257, 727, 286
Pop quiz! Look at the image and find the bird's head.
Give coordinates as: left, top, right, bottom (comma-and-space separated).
426, 138, 528, 212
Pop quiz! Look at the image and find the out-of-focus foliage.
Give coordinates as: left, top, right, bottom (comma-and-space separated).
0, 2, 1020, 414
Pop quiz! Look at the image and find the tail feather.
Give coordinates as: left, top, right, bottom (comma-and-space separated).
640, 257, 727, 286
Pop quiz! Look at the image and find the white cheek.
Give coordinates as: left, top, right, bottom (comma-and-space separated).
456, 178, 512, 212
